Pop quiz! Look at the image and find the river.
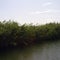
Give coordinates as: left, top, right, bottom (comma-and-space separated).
0, 41, 60, 60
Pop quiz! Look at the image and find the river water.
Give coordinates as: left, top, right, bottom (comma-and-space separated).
0, 41, 60, 60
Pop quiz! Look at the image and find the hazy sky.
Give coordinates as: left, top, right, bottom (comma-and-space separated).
0, 0, 60, 24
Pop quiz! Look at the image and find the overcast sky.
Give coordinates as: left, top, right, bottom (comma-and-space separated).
0, 0, 60, 24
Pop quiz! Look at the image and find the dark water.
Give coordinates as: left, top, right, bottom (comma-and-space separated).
0, 41, 60, 60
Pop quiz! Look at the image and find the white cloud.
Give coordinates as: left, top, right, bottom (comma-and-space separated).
51, 9, 60, 13
30, 10, 51, 15
29, 9, 60, 15
42, 2, 52, 7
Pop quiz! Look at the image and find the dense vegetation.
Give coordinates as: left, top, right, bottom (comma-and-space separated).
0, 21, 60, 48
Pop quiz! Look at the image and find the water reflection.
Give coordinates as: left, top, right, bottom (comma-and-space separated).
0, 41, 60, 60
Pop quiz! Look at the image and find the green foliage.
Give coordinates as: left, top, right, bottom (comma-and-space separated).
0, 21, 60, 48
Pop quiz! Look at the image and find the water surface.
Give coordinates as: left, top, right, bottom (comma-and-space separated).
0, 41, 60, 60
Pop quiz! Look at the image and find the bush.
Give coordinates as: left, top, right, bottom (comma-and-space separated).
0, 21, 60, 48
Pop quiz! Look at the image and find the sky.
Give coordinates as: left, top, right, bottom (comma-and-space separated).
0, 0, 60, 25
